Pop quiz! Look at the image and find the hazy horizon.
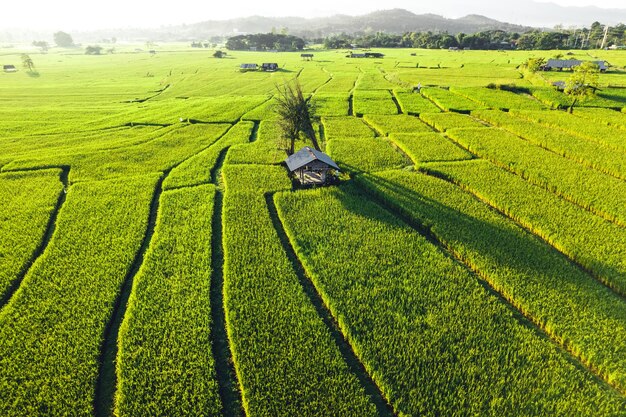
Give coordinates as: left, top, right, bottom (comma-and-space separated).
2, 0, 626, 32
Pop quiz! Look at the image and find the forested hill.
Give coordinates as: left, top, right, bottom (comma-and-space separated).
187, 9, 531, 38
0, 9, 532, 43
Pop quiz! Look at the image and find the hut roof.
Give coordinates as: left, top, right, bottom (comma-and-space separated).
285, 146, 340, 172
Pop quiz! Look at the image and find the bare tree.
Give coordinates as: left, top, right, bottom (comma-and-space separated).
274, 79, 319, 155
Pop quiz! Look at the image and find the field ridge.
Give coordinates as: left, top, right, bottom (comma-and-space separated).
422, 164, 626, 300
352, 174, 626, 397
94, 174, 164, 417
95, 123, 240, 415
0, 166, 69, 309
266, 192, 397, 417
210, 147, 245, 417
444, 128, 626, 229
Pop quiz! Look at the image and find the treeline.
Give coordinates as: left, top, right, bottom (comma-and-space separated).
226, 33, 305, 51
323, 22, 626, 50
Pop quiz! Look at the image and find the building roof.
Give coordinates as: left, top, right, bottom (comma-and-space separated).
349, 52, 384, 58
546, 59, 581, 68
546, 59, 606, 70
285, 146, 340, 172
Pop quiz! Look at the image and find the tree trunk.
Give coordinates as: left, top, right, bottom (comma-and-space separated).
568, 97, 578, 113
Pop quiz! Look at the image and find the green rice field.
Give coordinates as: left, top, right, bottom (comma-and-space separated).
2, 44, 626, 416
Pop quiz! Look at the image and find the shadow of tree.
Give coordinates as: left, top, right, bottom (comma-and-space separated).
344, 168, 626, 390
273, 175, 626, 415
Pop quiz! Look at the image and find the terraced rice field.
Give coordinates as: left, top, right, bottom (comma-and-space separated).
2, 45, 626, 416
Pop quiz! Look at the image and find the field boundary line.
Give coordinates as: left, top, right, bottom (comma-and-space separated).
247, 120, 260, 142
382, 137, 416, 168
123, 83, 170, 103
348, 93, 354, 116
389, 89, 403, 114
95, 122, 240, 416
0, 166, 69, 310
440, 131, 626, 229
353, 175, 626, 398
347, 72, 362, 116
474, 115, 626, 182
241, 94, 274, 124
210, 147, 245, 417
0, 122, 171, 142
311, 70, 333, 94
265, 192, 397, 417
418, 90, 446, 112
359, 117, 382, 137
94, 174, 164, 417
4, 126, 178, 173
422, 166, 626, 300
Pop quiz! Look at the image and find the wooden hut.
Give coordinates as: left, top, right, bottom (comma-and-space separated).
261, 63, 279, 72
240, 63, 258, 72
285, 147, 340, 185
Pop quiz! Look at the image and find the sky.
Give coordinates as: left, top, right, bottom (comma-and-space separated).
1, 0, 625, 31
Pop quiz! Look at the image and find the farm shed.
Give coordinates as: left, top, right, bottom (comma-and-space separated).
543, 59, 607, 72
348, 52, 385, 59
301, 53, 314, 60
3, 64, 17, 72
240, 63, 258, 72
285, 146, 340, 185
261, 63, 279, 72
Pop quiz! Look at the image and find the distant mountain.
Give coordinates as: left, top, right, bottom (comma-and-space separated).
2, 4, 625, 44
2, 9, 530, 43
445, 1, 626, 27
182, 9, 531, 39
